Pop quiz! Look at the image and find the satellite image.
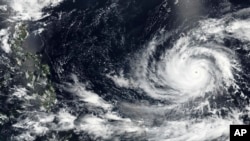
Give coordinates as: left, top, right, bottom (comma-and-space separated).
0, 0, 250, 141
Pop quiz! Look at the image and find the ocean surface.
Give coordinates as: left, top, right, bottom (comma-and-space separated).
1, 0, 250, 141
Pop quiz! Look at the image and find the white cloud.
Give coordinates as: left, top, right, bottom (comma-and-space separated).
0, 28, 11, 53
0, 5, 7, 11
9, 0, 64, 21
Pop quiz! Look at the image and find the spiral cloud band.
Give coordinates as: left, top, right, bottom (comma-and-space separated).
140, 37, 239, 102
133, 16, 244, 104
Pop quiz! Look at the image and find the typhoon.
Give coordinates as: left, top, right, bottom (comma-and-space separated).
118, 9, 250, 140
134, 34, 240, 102
1, 0, 250, 141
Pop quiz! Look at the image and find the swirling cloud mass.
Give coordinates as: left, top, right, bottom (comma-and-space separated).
111, 7, 250, 141
135, 25, 240, 103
